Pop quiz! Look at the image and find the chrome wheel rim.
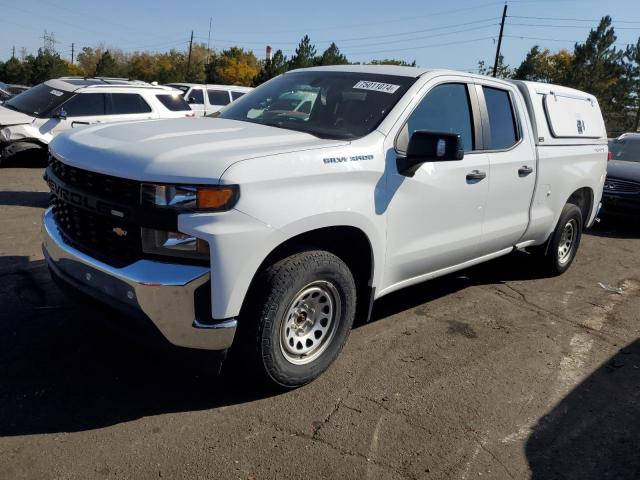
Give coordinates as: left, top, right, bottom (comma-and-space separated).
558, 219, 578, 265
279, 281, 340, 365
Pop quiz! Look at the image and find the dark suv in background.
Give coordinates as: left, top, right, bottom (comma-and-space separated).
604, 133, 640, 218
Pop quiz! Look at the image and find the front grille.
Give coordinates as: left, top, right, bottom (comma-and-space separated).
50, 195, 142, 267
48, 155, 140, 206
603, 177, 640, 195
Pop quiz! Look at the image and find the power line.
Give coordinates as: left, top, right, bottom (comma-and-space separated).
340, 36, 496, 56
503, 34, 633, 46
509, 15, 640, 24
508, 22, 640, 30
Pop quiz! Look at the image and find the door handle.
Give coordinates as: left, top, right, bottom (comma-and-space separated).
466, 170, 487, 181
518, 165, 533, 176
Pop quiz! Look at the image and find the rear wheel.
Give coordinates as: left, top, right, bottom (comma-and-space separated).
240, 250, 356, 388
535, 203, 583, 275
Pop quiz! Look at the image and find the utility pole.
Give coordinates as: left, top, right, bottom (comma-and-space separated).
186, 30, 194, 81
492, 3, 508, 78
12, 45, 15, 58
207, 17, 212, 65
71, 43, 75, 64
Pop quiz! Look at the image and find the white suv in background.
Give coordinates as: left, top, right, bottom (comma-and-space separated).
166, 83, 253, 116
0, 77, 193, 164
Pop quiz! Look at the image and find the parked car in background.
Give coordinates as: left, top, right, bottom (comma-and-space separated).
43, 66, 607, 387
0, 77, 192, 165
0, 83, 30, 104
603, 133, 640, 217
165, 83, 253, 116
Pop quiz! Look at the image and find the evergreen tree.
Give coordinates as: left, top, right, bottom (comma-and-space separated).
253, 49, 288, 86
288, 35, 317, 70
318, 43, 348, 66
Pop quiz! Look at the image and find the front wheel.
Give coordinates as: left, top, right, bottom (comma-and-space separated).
536, 203, 583, 275
241, 250, 356, 388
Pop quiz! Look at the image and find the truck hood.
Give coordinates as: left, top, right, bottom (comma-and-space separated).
49, 118, 348, 183
607, 160, 640, 183
0, 105, 35, 126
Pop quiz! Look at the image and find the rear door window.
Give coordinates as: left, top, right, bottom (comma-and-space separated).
482, 86, 519, 149
208, 90, 231, 106
61, 93, 107, 116
109, 93, 152, 114
231, 91, 245, 101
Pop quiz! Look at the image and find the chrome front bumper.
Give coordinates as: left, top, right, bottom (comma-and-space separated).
42, 208, 236, 350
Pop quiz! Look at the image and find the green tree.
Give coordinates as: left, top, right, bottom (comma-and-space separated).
253, 49, 288, 86
477, 55, 513, 78
513, 46, 573, 84
27, 49, 71, 84
623, 39, 640, 132
0, 57, 31, 84
368, 59, 417, 66
288, 35, 317, 70
94, 51, 126, 77
318, 43, 348, 66
569, 16, 630, 135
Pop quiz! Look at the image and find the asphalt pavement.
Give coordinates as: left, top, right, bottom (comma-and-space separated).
0, 163, 639, 479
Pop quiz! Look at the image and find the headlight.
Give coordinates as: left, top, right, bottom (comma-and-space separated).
141, 183, 239, 212
141, 228, 210, 260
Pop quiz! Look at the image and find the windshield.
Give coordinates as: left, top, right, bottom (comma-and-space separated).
609, 137, 640, 163
4, 83, 74, 117
218, 71, 416, 139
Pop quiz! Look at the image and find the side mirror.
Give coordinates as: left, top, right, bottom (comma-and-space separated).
397, 130, 465, 177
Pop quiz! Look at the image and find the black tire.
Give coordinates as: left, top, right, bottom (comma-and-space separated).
537, 203, 583, 275
240, 250, 356, 388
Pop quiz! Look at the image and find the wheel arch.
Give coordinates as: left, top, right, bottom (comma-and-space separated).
239, 224, 378, 325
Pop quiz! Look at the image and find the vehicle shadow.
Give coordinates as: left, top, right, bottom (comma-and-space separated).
0, 256, 276, 437
0, 149, 47, 168
0, 249, 558, 437
0, 190, 50, 208
526, 338, 640, 479
587, 217, 640, 239
369, 249, 548, 322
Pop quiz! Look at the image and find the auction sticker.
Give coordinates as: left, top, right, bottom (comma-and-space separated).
50, 90, 63, 96
353, 81, 400, 94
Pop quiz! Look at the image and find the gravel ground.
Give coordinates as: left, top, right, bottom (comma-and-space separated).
0, 164, 639, 480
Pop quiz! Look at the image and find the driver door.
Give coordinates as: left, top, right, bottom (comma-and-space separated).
47, 93, 107, 135
383, 81, 490, 290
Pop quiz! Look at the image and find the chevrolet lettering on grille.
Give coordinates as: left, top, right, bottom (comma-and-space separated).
46, 169, 130, 220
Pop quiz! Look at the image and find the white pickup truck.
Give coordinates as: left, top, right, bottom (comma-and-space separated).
42, 65, 607, 387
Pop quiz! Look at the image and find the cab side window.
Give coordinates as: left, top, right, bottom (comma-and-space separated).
188, 89, 204, 105
61, 93, 106, 117
398, 83, 474, 153
482, 86, 518, 150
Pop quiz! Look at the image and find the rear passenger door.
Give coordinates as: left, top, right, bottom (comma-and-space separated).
105, 93, 155, 123
186, 88, 206, 116
474, 82, 537, 255
207, 89, 231, 114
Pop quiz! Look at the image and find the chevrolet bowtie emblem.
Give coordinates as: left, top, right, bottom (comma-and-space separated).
112, 227, 128, 237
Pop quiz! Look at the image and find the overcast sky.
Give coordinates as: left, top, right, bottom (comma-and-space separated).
0, 0, 639, 71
